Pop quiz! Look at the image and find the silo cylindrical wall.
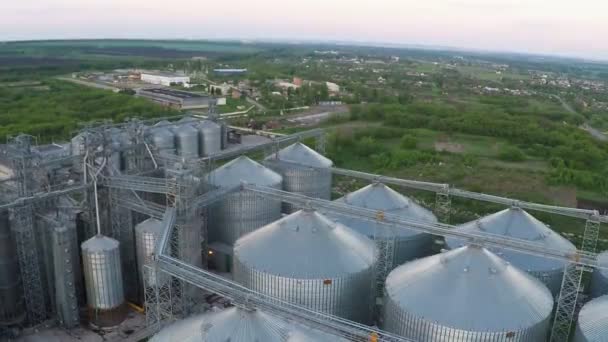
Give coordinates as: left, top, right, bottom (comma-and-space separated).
233, 259, 374, 324
383, 296, 551, 342
209, 190, 282, 246
268, 163, 332, 213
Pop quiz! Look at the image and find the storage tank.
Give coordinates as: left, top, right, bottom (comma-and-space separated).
81, 235, 126, 327
150, 120, 176, 155
590, 251, 608, 298
383, 245, 554, 341
265, 142, 333, 213
0, 210, 24, 325
574, 295, 608, 342
329, 182, 436, 267
445, 207, 576, 295
150, 306, 347, 342
207, 156, 282, 246
198, 120, 222, 156
172, 123, 199, 158
135, 218, 168, 291
233, 209, 377, 324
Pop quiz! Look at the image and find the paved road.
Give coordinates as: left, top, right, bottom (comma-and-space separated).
551, 94, 608, 142
56, 76, 119, 91
245, 96, 268, 111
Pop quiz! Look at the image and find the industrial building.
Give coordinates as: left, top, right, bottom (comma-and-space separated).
140, 72, 190, 86
0, 114, 605, 342
136, 88, 215, 109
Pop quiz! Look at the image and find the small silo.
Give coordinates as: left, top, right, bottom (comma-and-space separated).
135, 218, 168, 291
149, 120, 176, 155
383, 245, 554, 341
0, 210, 25, 326
149, 307, 291, 342
445, 207, 576, 295
590, 251, 608, 298
198, 120, 222, 157
81, 235, 126, 327
172, 122, 199, 158
233, 209, 377, 324
265, 142, 333, 213
330, 182, 437, 268
574, 295, 608, 342
207, 156, 282, 246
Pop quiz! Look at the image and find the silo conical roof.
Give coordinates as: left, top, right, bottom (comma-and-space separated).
385, 245, 554, 332
208, 156, 282, 188
574, 295, 608, 342
332, 182, 437, 238
234, 209, 375, 278
150, 307, 290, 342
445, 207, 576, 272
81, 234, 119, 251
267, 142, 333, 168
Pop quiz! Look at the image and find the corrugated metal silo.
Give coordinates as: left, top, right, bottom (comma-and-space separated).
150, 307, 291, 342
0, 210, 24, 325
383, 245, 554, 341
81, 235, 126, 327
135, 218, 168, 290
150, 120, 176, 155
265, 142, 333, 213
207, 156, 282, 246
51, 225, 80, 328
172, 122, 199, 158
198, 120, 222, 156
329, 182, 437, 269
590, 251, 608, 298
445, 207, 576, 295
233, 209, 377, 324
150, 306, 348, 342
574, 295, 608, 342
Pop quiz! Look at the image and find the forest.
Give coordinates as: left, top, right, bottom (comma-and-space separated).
0, 80, 176, 142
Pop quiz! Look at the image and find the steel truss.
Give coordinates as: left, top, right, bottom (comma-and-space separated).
550, 215, 602, 342
6, 135, 48, 325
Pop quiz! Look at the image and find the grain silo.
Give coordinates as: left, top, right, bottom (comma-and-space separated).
207, 156, 282, 246
81, 235, 126, 327
383, 245, 554, 341
0, 210, 25, 326
445, 207, 576, 295
198, 120, 222, 156
149, 307, 290, 342
172, 122, 199, 158
574, 295, 608, 342
233, 209, 377, 324
329, 182, 437, 268
590, 251, 608, 298
149, 120, 176, 155
265, 142, 333, 213
135, 218, 168, 294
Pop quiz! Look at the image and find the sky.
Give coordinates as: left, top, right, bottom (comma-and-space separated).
2, 0, 608, 60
